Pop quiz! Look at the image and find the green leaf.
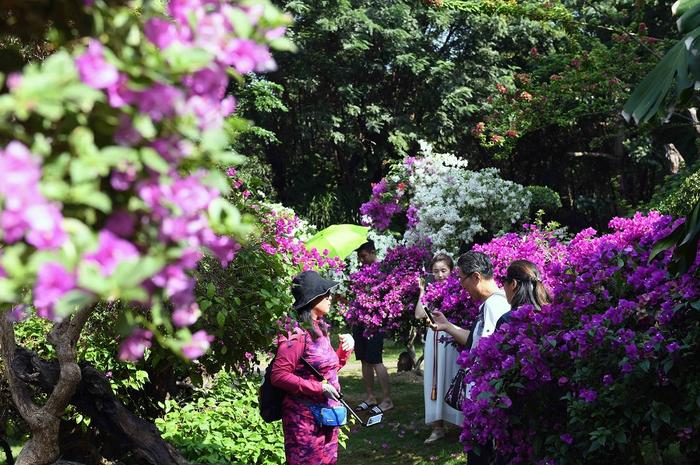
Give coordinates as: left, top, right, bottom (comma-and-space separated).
133, 114, 157, 138
674, 0, 700, 17
201, 170, 231, 195
201, 128, 230, 152
0, 279, 18, 303
206, 283, 216, 298
217, 311, 226, 327
101, 146, 140, 165
69, 184, 113, 213
678, 3, 700, 33
163, 45, 213, 73
141, 147, 170, 173
112, 256, 165, 288
78, 263, 112, 295
648, 222, 685, 262
622, 37, 696, 124
269, 37, 298, 52
54, 290, 96, 319
70, 160, 98, 184
227, 8, 253, 39
614, 431, 627, 444
211, 149, 245, 166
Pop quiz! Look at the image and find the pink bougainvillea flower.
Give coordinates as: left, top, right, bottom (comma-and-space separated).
105, 210, 136, 238
34, 262, 76, 320
224, 39, 276, 74
84, 230, 140, 276
75, 39, 119, 89
144, 18, 181, 49
0, 141, 41, 195
172, 302, 201, 327
182, 329, 214, 359
6, 72, 22, 91
6, 305, 29, 323
106, 73, 136, 108
24, 203, 68, 250
135, 83, 183, 121
118, 328, 153, 361
114, 115, 142, 146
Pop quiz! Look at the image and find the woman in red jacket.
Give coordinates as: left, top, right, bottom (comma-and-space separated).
271, 271, 354, 465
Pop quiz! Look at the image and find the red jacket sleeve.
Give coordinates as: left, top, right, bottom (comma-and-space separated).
270, 334, 323, 397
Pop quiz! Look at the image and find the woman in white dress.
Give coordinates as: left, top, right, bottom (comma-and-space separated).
415, 253, 464, 444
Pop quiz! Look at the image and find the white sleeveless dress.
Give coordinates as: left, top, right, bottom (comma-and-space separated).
423, 327, 464, 426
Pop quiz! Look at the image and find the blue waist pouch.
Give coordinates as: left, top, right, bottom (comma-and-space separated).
308, 404, 347, 427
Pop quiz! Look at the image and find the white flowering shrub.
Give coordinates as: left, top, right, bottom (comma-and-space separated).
361, 141, 531, 254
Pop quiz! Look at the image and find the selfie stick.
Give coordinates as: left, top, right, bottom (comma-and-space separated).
300, 357, 383, 427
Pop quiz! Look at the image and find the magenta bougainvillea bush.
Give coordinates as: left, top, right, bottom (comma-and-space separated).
421, 225, 566, 330
349, 210, 699, 463
342, 244, 431, 336
460, 212, 700, 464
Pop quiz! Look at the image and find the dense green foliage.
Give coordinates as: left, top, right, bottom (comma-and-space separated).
229, 0, 700, 230
241, 0, 570, 225
156, 370, 286, 465
647, 161, 700, 217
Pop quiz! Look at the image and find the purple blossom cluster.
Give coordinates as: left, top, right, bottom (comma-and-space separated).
257, 207, 343, 271
225, 168, 344, 271
343, 244, 431, 336
359, 172, 411, 231
1, 0, 286, 362
457, 212, 700, 463
421, 274, 479, 329
0, 142, 67, 251
422, 225, 565, 333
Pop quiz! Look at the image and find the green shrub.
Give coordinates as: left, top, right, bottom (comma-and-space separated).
156, 370, 286, 465
526, 185, 563, 215
646, 161, 700, 217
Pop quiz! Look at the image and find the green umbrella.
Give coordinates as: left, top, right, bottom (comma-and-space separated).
305, 224, 370, 260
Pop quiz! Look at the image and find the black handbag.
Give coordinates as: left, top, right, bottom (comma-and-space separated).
444, 368, 469, 410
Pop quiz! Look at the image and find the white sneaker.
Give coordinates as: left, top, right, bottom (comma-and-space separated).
423, 428, 446, 444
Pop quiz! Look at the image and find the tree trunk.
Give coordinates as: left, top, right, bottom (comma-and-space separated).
10, 347, 190, 465
0, 307, 92, 465
0, 435, 14, 465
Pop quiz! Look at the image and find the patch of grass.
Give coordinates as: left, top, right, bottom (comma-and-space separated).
337, 339, 465, 465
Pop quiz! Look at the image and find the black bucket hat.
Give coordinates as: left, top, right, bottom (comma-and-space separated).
292, 271, 339, 311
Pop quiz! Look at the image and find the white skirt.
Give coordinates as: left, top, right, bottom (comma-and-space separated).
423, 328, 464, 426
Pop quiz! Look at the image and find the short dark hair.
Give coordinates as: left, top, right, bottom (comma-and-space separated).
457, 251, 493, 279
356, 240, 376, 254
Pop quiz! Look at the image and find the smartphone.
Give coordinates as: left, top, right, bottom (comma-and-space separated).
424, 273, 436, 285
424, 309, 436, 325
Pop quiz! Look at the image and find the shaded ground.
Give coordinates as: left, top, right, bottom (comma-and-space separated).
336, 340, 466, 465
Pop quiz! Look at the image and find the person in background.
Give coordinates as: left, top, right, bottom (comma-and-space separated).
491, 259, 552, 465
415, 253, 463, 443
353, 240, 393, 413
498, 259, 551, 329
430, 251, 510, 465
271, 271, 355, 465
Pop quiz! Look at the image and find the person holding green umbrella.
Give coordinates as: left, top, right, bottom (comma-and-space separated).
352, 241, 393, 414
